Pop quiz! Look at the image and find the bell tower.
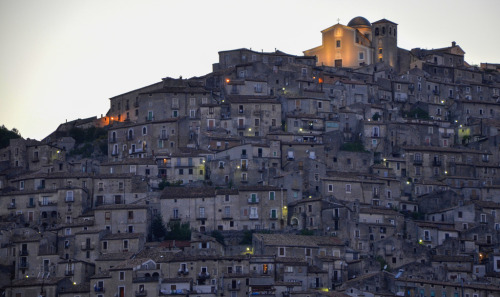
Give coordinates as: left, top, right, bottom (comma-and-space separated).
371, 19, 398, 69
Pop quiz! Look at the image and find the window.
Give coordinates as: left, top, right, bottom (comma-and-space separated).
279, 247, 285, 256
123, 240, 129, 250
66, 191, 74, 202
336, 40, 341, 48
269, 191, 275, 200
142, 126, 147, 135
119, 271, 125, 280
345, 184, 351, 193
328, 184, 333, 192
359, 52, 364, 60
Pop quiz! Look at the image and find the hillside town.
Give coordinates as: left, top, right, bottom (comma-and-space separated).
1, 16, 500, 297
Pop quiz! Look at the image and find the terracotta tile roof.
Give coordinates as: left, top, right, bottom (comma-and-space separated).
431, 255, 473, 262
95, 252, 135, 261
255, 233, 344, 247
102, 232, 144, 240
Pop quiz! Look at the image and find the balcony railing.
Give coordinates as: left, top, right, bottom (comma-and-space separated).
26, 203, 35, 208
249, 214, 259, 220
8, 203, 16, 209
177, 269, 189, 276
65, 270, 74, 276
20, 250, 29, 256
136, 290, 148, 297
413, 159, 423, 165
198, 272, 210, 279
39, 201, 58, 207
94, 287, 105, 293
19, 262, 29, 269
248, 198, 259, 204
432, 160, 442, 166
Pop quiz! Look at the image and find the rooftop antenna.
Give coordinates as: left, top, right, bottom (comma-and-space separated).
337, 18, 340, 24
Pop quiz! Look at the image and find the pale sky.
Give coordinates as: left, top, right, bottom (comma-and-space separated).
1, 0, 499, 140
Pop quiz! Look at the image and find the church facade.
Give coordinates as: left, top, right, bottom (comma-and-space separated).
304, 16, 400, 70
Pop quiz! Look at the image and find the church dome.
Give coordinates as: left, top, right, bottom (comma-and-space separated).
347, 16, 371, 28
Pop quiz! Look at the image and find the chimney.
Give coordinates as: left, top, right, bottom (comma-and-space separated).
452, 41, 456, 47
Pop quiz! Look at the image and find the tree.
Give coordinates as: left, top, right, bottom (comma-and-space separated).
166, 222, 191, 240
151, 214, 167, 241
211, 230, 225, 246
0, 125, 21, 149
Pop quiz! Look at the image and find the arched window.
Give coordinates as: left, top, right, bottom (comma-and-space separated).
382, 27, 386, 35
389, 27, 392, 35
128, 129, 133, 140
142, 126, 147, 135
375, 28, 379, 36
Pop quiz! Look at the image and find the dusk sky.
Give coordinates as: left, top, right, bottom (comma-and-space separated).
1, 0, 499, 140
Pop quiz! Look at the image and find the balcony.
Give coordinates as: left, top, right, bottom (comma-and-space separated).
227, 284, 241, 291
133, 276, 159, 283
249, 214, 259, 220
136, 290, 148, 297
20, 250, 29, 256
81, 243, 95, 250
237, 125, 247, 130
241, 165, 248, 171
270, 215, 278, 220
65, 197, 74, 203
432, 160, 442, 166
159, 134, 169, 140
32, 157, 39, 163
248, 198, 259, 204
222, 215, 233, 220
19, 262, 29, 269
423, 236, 433, 242
94, 287, 105, 293
129, 148, 145, 154
111, 150, 119, 156
26, 202, 35, 208
39, 201, 57, 207
109, 138, 117, 143
197, 272, 210, 280
442, 133, 451, 138
65, 270, 74, 276
253, 111, 262, 116
146, 116, 154, 122
8, 203, 16, 209
413, 159, 423, 165
196, 215, 207, 220
177, 269, 189, 276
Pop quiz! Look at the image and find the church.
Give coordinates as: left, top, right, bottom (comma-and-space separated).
304, 16, 400, 71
